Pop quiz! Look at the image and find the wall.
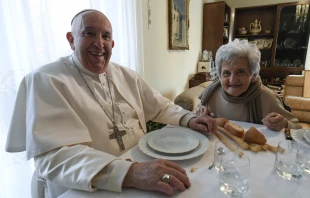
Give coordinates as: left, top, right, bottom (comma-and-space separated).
142, 0, 204, 100
142, 0, 310, 101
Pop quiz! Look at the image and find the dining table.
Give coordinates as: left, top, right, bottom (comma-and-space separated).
59, 121, 310, 198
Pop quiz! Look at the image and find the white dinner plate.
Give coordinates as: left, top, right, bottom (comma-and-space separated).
138, 127, 209, 160
147, 129, 199, 154
292, 129, 310, 149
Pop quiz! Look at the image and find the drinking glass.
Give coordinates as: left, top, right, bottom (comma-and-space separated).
275, 140, 307, 180
299, 144, 310, 175
214, 141, 238, 171
219, 152, 250, 197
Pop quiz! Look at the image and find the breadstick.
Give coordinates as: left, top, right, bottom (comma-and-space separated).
217, 126, 250, 150
267, 143, 284, 153
249, 143, 262, 152
261, 144, 269, 151
215, 131, 244, 157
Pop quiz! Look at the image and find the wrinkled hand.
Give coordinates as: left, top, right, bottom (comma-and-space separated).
191, 104, 217, 134
188, 115, 217, 134
123, 159, 190, 196
262, 112, 288, 131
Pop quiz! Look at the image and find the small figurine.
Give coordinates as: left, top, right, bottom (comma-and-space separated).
201, 50, 213, 62
250, 19, 262, 35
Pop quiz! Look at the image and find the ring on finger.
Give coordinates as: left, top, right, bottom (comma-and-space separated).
161, 174, 170, 183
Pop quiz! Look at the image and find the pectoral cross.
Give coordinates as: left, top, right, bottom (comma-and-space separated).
109, 126, 126, 150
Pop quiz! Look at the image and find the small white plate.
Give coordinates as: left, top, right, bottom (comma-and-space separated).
292, 129, 310, 149
138, 127, 209, 160
147, 129, 199, 154
303, 131, 310, 144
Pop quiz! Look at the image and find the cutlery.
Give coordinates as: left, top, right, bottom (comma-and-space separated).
284, 128, 292, 140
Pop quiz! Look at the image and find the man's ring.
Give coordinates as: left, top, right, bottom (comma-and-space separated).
161, 174, 170, 183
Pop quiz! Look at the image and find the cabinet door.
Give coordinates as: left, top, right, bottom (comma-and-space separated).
274, 3, 309, 68
202, 2, 231, 60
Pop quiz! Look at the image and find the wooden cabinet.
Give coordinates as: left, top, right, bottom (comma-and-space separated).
202, 1, 231, 60
233, 1, 310, 85
189, 78, 206, 88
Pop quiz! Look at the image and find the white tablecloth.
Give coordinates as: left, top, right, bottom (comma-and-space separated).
59, 121, 310, 198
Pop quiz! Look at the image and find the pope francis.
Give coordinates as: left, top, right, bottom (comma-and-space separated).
5, 9, 216, 197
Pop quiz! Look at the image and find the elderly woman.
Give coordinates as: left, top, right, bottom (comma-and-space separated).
198, 39, 301, 131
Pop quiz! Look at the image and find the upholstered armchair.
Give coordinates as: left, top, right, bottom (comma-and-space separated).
284, 75, 310, 128
174, 81, 214, 112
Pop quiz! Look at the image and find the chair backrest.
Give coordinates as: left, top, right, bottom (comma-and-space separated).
284, 75, 304, 97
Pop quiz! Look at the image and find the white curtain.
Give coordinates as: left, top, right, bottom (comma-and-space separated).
0, 0, 143, 197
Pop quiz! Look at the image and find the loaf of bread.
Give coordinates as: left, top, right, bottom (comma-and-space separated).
216, 117, 229, 127
244, 127, 267, 145
224, 121, 244, 138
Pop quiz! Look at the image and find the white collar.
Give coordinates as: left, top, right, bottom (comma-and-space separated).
69, 54, 105, 80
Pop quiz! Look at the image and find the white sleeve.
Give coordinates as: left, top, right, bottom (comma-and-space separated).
34, 144, 134, 192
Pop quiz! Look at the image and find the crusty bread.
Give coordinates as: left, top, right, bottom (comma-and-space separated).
224, 121, 244, 137
216, 117, 229, 127
244, 127, 267, 145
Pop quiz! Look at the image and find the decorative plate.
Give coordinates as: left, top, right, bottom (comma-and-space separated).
281, 59, 291, 67
147, 129, 200, 154
293, 59, 302, 67
283, 38, 297, 49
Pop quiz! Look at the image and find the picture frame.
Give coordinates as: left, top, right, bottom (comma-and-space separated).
254, 39, 266, 49
168, 0, 190, 50
264, 38, 273, 48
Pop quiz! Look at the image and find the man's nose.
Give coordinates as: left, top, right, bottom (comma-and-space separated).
93, 37, 105, 48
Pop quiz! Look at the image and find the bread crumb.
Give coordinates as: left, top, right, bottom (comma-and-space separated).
125, 158, 133, 162
190, 167, 197, 172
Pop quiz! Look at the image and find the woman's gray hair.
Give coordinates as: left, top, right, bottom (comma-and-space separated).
215, 39, 261, 77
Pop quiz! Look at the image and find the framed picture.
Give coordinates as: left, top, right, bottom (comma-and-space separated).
254, 39, 266, 49
168, 0, 190, 50
264, 38, 273, 48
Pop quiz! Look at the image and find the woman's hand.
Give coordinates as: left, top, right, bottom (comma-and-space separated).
122, 159, 190, 196
262, 112, 288, 131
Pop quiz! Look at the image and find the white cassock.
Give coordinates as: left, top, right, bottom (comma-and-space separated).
5, 55, 195, 197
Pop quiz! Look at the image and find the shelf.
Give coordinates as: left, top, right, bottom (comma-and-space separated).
260, 66, 304, 71
235, 33, 274, 37
276, 47, 308, 51
263, 81, 285, 85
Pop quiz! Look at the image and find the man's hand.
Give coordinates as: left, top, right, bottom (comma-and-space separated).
122, 159, 190, 196
188, 115, 217, 134
262, 112, 288, 131
191, 104, 217, 134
